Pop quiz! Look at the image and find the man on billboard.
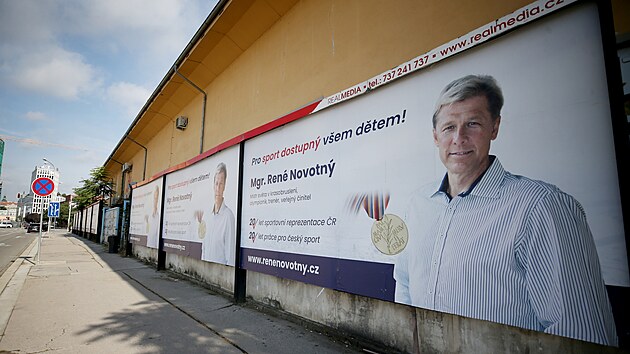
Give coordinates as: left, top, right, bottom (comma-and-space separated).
393, 74, 617, 346
202, 162, 235, 265
146, 185, 161, 249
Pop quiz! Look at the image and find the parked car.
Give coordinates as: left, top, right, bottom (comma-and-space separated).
27, 223, 48, 233
0, 221, 12, 228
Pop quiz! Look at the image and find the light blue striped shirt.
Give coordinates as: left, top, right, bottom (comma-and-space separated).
394, 157, 617, 346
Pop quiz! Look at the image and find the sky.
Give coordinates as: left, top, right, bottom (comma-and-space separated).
0, 0, 218, 202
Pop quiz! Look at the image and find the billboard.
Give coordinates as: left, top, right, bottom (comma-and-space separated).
129, 177, 163, 249
103, 207, 119, 238
81, 209, 88, 233
89, 202, 100, 234
73, 211, 79, 230
162, 145, 240, 265
240, 1, 624, 346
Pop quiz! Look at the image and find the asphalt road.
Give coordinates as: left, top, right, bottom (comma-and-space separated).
0, 227, 37, 276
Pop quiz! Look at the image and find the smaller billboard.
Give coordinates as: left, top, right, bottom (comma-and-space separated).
163, 145, 240, 266
129, 177, 163, 249
103, 207, 119, 238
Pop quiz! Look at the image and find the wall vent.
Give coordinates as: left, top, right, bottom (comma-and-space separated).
175, 116, 188, 130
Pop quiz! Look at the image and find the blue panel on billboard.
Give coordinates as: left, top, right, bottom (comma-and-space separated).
241, 248, 395, 301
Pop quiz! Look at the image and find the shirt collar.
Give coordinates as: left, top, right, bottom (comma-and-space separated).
433, 155, 504, 200
213, 200, 225, 215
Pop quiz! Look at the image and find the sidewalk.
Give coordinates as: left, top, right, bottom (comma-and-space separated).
0, 230, 365, 353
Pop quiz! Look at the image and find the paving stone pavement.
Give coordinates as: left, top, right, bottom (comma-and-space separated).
0, 230, 365, 354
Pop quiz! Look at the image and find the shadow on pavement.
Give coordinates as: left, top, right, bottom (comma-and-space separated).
64, 233, 358, 354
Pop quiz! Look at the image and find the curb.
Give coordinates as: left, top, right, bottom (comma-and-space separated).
0, 238, 38, 340
0, 238, 37, 296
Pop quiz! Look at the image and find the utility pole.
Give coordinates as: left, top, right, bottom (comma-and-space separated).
67, 194, 73, 232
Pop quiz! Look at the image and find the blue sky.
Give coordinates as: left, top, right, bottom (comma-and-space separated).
0, 0, 217, 201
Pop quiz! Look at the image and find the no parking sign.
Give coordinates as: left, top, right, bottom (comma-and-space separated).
31, 177, 55, 197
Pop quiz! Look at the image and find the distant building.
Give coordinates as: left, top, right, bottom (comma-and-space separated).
17, 192, 32, 220
0, 201, 17, 221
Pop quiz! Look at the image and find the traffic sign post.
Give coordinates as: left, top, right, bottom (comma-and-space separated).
32, 177, 55, 262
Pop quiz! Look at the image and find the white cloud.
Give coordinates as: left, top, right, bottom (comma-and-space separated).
65, 0, 213, 76
0, 0, 215, 201
0, 1, 101, 100
24, 111, 48, 121
71, 150, 105, 164
106, 82, 152, 117
14, 48, 99, 100
0, 0, 212, 99
74, 1, 209, 49
0, 2, 56, 45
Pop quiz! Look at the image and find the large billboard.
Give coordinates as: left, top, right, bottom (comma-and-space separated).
129, 177, 163, 249
89, 202, 100, 234
162, 145, 240, 266
81, 209, 88, 233
73, 211, 79, 230
240, 1, 624, 346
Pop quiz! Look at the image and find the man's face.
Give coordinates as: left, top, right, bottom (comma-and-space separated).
433, 95, 500, 180
214, 172, 226, 198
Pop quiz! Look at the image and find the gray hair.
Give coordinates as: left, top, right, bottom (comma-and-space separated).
432, 75, 504, 128
215, 162, 227, 181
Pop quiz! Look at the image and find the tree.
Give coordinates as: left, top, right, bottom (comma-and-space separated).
73, 167, 113, 209
25, 213, 41, 223
59, 196, 70, 227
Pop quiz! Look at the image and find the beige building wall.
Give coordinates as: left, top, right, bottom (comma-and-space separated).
107, 0, 537, 191
108, 0, 629, 191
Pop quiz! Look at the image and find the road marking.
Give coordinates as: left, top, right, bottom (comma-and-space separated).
0, 243, 8, 247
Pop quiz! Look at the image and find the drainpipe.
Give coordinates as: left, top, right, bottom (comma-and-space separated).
108, 159, 124, 205
173, 64, 207, 154
125, 137, 147, 180
121, 170, 128, 199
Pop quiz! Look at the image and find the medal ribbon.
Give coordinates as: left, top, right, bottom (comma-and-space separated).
362, 192, 390, 221
346, 192, 390, 220
348, 194, 366, 214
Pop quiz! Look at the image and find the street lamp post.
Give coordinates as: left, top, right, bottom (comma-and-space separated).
42, 158, 55, 169
67, 194, 73, 232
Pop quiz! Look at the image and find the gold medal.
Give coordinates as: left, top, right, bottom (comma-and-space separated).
198, 220, 206, 239
194, 210, 206, 239
371, 214, 408, 255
